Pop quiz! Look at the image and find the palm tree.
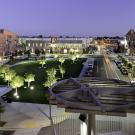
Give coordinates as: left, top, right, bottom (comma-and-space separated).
10, 75, 24, 98
58, 57, 65, 65
59, 65, 66, 78
25, 73, 35, 87
39, 58, 46, 68
4, 69, 16, 86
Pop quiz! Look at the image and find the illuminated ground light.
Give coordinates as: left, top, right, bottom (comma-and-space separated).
16, 95, 20, 99
14, 92, 17, 96
30, 86, 34, 90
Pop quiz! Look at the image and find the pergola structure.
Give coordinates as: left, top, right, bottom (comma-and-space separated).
49, 77, 135, 135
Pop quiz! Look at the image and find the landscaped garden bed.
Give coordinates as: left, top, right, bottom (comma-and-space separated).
5, 58, 85, 104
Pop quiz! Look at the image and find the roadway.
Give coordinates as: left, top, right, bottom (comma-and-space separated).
100, 47, 130, 82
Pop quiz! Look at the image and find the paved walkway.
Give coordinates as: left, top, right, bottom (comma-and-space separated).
0, 102, 67, 135
0, 86, 12, 96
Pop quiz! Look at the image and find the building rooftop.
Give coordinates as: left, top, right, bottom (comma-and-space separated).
54, 40, 83, 44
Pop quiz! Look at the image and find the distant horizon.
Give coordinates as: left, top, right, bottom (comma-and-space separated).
0, 0, 135, 36
1, 27, 132, 37
0, 27, 132, 37
17, 34, 125, 38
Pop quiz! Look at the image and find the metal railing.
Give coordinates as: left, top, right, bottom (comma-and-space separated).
52, 113, 135, 135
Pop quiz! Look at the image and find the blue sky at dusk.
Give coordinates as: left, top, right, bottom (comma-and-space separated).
0, 0, 135, 36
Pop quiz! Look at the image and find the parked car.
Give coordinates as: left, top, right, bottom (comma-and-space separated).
115, 61, 121, 65
121, 69, 128, 75
88, 66, 93, 72
117, 63, 123, 69
131, 80, 135, 84
119, 66, 127, 71
88, 64, 93, 68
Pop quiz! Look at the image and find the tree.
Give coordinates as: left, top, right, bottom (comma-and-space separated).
9, 55, 14, 62
46, 68, 57, 77
41, 49, 45, 55
132, 66, 135, 78
43, 68, 57, 88
25, 50, 31, 58
58, 57, 65, 65
10, 76, 24, 98
0, 65, 10, 79
35, 48, 40, 56
25, 73, 35, 87
71, 55, 76, 63
54, 54, 58, 59
122, 57, 128, 66
4, 69, 16, 86
127, 62, 132, 69
39, 58, 46, 68
43, 75, 57, 88
17, 50, 23, 56
75, 54, 80, 60
59, 65, 66, 78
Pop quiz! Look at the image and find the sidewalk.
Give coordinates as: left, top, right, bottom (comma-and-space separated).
1, 102, 66, 135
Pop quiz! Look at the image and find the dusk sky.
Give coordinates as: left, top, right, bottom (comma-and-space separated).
0, 0, 135, 36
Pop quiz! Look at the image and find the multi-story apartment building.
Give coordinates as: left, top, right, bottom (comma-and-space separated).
0, 29, 18, 58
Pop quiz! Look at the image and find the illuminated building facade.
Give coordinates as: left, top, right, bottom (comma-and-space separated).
50, 39, 83, 54
20, 37, 84, 54
25, 39, 50, 53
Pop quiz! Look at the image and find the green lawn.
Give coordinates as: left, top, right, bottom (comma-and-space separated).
6, 58, 85, 104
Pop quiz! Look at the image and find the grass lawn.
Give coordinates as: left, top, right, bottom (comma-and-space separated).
6, 58, 85, 104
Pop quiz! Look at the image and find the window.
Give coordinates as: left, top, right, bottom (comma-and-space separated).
36, 43, 38, 47
64, 49, 67, 53
28, 43, 30, 47
40, 43, 42, 47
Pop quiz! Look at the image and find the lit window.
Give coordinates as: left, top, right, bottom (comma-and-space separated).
32, 48, 34, 53
40, 43, 42, 47
28, 43, 30, 47
64, 49, 67, 53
